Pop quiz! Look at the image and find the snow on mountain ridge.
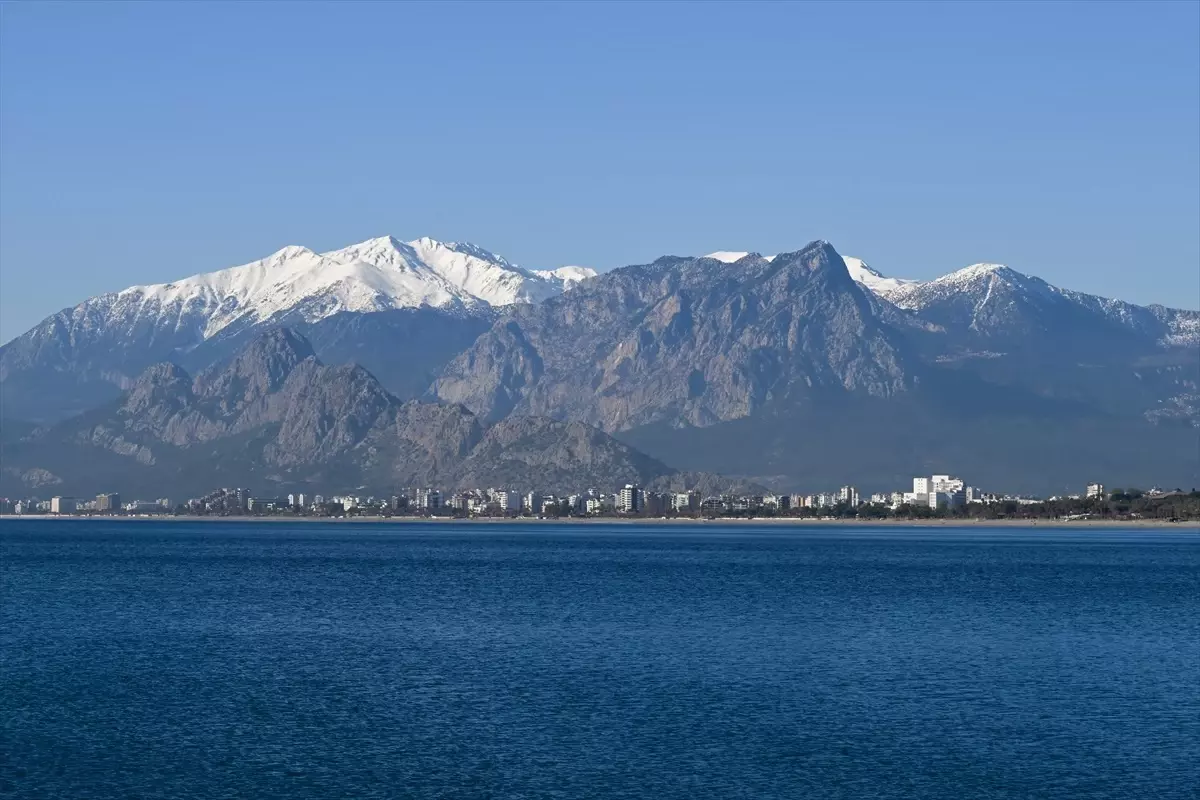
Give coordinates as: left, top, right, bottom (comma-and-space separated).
702, 251, 780, 264
114, 235, 595, 340
702, 251, 917, 297
700, 249, 1197, 348
884, 261, 1199, 347
534, 266, 598, 288
885, 263, 1049, 310
703, 251, 755, 263
840, 256, 919, 299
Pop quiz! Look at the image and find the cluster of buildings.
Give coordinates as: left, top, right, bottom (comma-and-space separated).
171, 486, 710, 517
3, 492, 173, 516
0, 476, 1140, 519
864, 474, 994, 510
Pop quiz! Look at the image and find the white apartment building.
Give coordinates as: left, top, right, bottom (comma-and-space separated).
931, 475, 964, 493
50, 496, 75, 514
488, 489, 518, 512
671, 492, 699, 513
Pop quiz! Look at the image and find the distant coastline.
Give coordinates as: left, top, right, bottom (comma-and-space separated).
2, 515, 1194, 529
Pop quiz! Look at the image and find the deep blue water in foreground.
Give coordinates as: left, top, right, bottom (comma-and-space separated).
2, 521, 1198, 799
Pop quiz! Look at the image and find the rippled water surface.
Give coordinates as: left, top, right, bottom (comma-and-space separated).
2, 520, 1198, 799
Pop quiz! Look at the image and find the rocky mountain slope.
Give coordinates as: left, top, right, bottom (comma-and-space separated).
0, 329, 683, 499
0, 236, 595, 422
882, 262, 1197, 350
850, 261, 1199, 425
433, 242, 1197, 492
435, 242, 913, 429
685, 247, 1200, 426
707, 248, 1198, 349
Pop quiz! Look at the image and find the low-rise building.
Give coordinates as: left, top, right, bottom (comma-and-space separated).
247, 497, 288, 512
125, 500, 164, 514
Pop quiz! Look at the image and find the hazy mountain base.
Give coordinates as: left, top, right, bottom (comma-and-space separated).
0, 305, 494, 423
0, 330, 748, 499
619, 394, 1198, 496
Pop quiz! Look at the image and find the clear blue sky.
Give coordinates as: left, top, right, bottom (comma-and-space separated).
2, 1, 1197, 341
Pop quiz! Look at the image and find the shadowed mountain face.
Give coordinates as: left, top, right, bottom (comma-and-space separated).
0, 303, 493, 424
0, 329, 690, 499
434, 242, 914, 430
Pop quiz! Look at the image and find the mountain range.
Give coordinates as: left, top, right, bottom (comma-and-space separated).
1, 328, 748, 499
2, 234, 1196, 497
0, 236, 595, 422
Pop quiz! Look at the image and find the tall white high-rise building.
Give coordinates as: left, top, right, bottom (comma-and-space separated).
491, 489, 518, 512
618, 484, 643, 513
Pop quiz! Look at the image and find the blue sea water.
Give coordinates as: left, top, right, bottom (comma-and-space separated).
1, 520, 1198, 799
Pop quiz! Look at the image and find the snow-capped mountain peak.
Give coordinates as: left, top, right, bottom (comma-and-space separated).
879, 260, 1198, 348
929, 262, 1030, 289
885, 263, 1056, 311
101, 235, 596, 342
